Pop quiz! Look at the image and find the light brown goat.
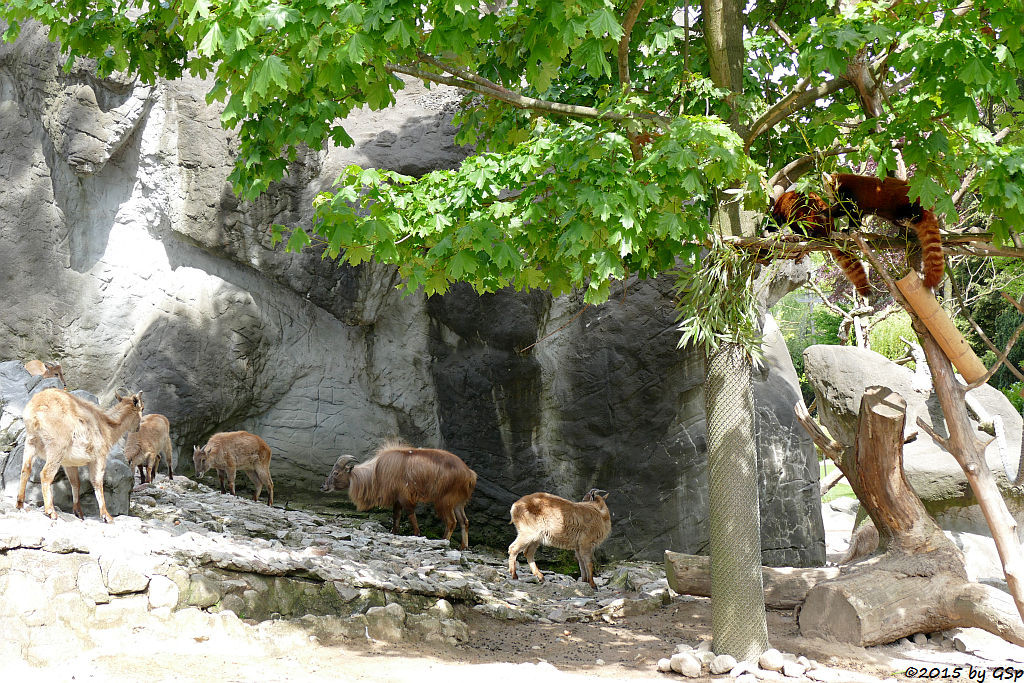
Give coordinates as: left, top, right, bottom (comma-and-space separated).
24, 360, 66, 389
17, 389, 144, 522
123, 413, 174, 484
321, 442, 477, 550
193, 431, 273, 506
508, 489, 611, 588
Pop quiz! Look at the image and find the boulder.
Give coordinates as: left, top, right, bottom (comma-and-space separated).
804, 345, 1024, 534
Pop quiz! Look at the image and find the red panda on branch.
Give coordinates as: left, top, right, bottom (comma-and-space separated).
768, 173, 946, 292
769, 190, 873, 297
825, 173, 946, 289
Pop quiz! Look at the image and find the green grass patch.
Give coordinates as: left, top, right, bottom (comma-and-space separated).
820, 461, 856, 503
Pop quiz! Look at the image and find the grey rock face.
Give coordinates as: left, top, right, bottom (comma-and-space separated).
804, 344, 1024, 533
0, 21, 822, 564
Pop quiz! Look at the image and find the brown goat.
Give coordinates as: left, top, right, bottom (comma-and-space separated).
17, 389, 144, 522
123, 413, 174, 484
24, 360, 66, 389
193, 431, 273, 506
320, 442, 477, 550
508, 489, 611, 588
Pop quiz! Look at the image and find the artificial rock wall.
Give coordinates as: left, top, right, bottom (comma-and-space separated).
0, 21, 823, 565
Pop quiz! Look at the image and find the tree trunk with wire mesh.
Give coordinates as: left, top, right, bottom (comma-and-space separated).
704, 343, 769, 660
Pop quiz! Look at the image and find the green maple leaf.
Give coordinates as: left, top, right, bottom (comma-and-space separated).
252, 55, 290, 97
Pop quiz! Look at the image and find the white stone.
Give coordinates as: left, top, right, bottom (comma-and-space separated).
912, 632, 928, 645
101, 557, 150, 594
147, 575, 179, 609
656, 658, 672, 673
93, 595, 151, 626
730, 661, 755, 677
429, 598, 455, 619
759, 648, 785, 671
0, 571, 47, 617
782, 661, 806, 678
710, 654, 737, 675
670, 652, 702, 678
77, 562, 110, 604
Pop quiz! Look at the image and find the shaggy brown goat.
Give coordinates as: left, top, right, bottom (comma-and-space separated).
25, 360, 66, 389
17, 389, 144, 522
508, 488, 611, 588
321, 442, 477, 550
123, 413, 174, 484
193, 431, 273, 506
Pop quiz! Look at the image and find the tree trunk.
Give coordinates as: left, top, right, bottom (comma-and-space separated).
700, 0, 768, 661
703, 344, 769, 660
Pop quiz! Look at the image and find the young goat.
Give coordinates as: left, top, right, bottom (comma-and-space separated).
193, 431, 273, 506
24, 360, 66, 389
508, 488, 611, 588
321, 441, 477, 550
123, 413, 174, 484
17, 389, 144, 522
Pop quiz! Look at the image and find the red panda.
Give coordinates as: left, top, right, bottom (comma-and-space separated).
825, 173, 945, 289
769, 190, 873, 297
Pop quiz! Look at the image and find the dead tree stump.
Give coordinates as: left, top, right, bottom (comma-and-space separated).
798, 386, 1024, 646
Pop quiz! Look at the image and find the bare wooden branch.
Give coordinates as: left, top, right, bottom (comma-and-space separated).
948, 283, 1024, 384
744, 77, 850, 151
385, 63, 668, 126
795, 400, 845, 462
966, 314, 1024, 390
952, 168, 979, 206
1001, 291, 1024, 316
766, 19, 798, 53
916, 417, 952, 452
820, 467, 846, 496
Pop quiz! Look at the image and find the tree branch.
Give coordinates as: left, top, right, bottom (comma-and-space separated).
385, 63, 668, 126
795, 400, 845, 463
965, 313, 1024, 390
948, 282, 1024, 385
618, 0, 647, 88
766, 19, 798, 53
767, 146, 858, 190
743, 76, 849, 151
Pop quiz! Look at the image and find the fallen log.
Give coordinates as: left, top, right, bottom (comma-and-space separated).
664, 552, 839, 609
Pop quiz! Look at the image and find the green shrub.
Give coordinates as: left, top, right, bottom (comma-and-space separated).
868, 310, 915, 363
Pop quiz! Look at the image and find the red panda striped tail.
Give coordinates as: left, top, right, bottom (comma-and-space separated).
913, 210, 944, 289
